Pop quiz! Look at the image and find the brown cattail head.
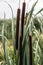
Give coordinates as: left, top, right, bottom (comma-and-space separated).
16, 8, 20, 49
21, 2, 26, 40
19, 2, 26, 65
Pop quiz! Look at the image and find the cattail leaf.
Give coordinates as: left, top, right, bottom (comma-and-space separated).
25, 0, 38, 29
24, 53, 27, 65
35, 8, 43, 16
2, 38, 10, 65
22, 37, 27, 55
1, 18, 10, 65
30, 0, 38, 18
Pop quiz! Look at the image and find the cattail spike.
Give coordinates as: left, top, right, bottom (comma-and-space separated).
19, 2, 26, 65
21, 2, 26, 39
16, 8, 20, 49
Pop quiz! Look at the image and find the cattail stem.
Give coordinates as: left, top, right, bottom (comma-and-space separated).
16, 8, 20, 49
19, 2, 26, 65
19, 0, 20, 8
29, 35, 32, 65
24, 0, 25, 2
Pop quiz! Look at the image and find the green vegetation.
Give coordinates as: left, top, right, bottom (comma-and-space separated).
0, 0, 43, 65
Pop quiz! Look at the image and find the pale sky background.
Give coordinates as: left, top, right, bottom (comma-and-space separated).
0, 0, 43, 19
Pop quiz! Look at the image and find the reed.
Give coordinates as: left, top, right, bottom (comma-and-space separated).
0, 0, 43, 65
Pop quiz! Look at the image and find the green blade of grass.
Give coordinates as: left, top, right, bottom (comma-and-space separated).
35, 8, 43, 16
25, 0, 38, 30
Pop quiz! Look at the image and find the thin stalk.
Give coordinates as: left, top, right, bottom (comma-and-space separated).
29, 35, 32, 65
19, 0, 20, 9
24, 0, 25, 2
19, 2, 26, 65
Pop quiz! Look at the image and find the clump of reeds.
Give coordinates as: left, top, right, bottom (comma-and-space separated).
1, 0, 43, 65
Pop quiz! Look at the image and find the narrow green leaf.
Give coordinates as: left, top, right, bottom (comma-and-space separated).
35, 8, 43, 16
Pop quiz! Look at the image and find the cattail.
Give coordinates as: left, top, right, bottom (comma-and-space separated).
16, 8, 20, 49
29, 35, 32, 65
21, 2, 26, 39
19, 1, 26, 65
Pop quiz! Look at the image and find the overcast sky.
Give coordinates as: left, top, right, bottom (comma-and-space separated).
0, 0, 43, 19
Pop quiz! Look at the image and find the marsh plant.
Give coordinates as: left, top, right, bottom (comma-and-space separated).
0, 0, 43, 65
